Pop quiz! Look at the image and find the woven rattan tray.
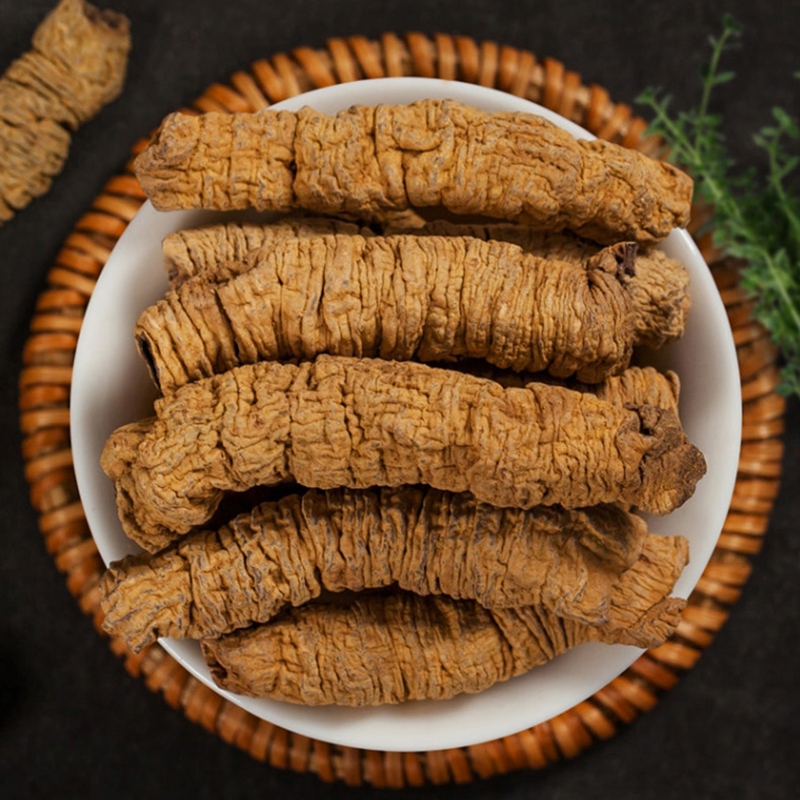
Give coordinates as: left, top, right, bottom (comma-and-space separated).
19, 33, 785, 787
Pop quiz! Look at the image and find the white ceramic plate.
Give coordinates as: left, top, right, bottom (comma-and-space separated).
71, 77, 742, 752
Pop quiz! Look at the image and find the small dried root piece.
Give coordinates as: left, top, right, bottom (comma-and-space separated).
0, 0, 130, 222
395, 220, 691, 349
571, 366, 681, 413
162, 215, 371, 285
453, 364, 681, 417
101, 356, 706, 549
134, 99, 692, 245
136, 233, 637, 392
200, 535, 689, 705
100, 487, 648, 650
471, 364, 683, 515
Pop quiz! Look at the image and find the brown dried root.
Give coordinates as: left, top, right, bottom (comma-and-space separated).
391, 220, 691, 349
100, 487, 648, 650
0, 0, 130, 222
134, 99, 692, 245
452, 363, 681, 417
101, 357, 706, 549
161, 215, 371, 286
200, 535, 688, 705
161, 215, 688, 352
136, 233, 637, 392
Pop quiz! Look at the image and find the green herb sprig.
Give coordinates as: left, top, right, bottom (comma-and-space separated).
637, 14, 800, 397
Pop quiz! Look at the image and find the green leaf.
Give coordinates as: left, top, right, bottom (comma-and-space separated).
722, 13, 742, 33
773, 107, 800, 137
635, 87, 658, 105
777, 156, 799, 180
712, 70, 736, 85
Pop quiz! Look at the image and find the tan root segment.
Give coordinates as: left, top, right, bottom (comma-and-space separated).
100, 487, 648, 651
161, 216, 371, 285
137, 233, 637, 392
394, 220, 692, 349
200, 535, 689, 705
101, 356, 706, 550
0, 0, 130, 222
453, 363, 681, 417
134, 99, 692, 245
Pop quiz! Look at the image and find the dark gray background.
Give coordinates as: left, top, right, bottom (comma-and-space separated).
1, 0, 798, 797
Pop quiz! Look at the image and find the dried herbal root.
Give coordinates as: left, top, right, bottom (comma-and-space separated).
393, 220, 691, 349
200, 535, 688, 705
479, 366, 683, 511
453, 364, 681, 417
162, 216, 371, 286
100, 487, 649, 650
102, 356, 706, 548
137, 233, 637, 392
134, 99, 692, 245
162, 218, 687, 351
577, 366, 680, 413
0, 0, 130, 222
